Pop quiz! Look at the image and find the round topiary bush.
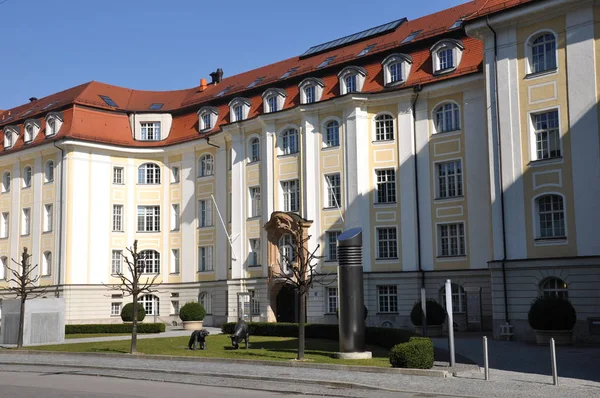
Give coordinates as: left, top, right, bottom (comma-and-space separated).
179, 301, 206, 322
389, 337, 434, 369
528, 296, 576, 331
120, 302, 146, 322
410, 300, 446, 326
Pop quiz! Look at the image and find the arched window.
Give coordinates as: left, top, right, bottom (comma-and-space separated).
140, 294, 159, 315
278, 234, 296, 271
440, 283, 466, 313
382, 53, 412, 86
249, 137, 260, 162
530, 33, 557, 74
431, 39, 464, 74
137, 163, 161, 184
138, 250, 160, 274
298, 78, 325, 104
198, 154, 214, 177
338, 66, 367, 95
199, 293, 212, 314
44, 161, 54, 183
228, 97, 251, 122
2, 172, 10, 193
42, 251, 52, 276
47, 118, 56, 136
23, 166, 32, 188
198, 106, 219, 131
374, 114, 395, 141
536, 194, 565, 238
24, 125, 34, 143
324, 121, 340, 147
540, 277, 568, 299
262, 88, 286, 114
434, 103, 460, 133
280, 129, 298, 155
0, 256, 7, 280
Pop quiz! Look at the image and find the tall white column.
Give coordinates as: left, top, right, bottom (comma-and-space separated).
261, 124, 275, 277
31, 156, 42, 281
214, 143, 228, 281
301, 112, 320, 255
180, 150, 196, 282
230, 133, 246, 279
414, 100, 433, 270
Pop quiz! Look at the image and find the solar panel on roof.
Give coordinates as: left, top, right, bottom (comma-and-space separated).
99, 95, 118, 107
247, 77, 264, 89
216, 86, 233, 97
401, 30, 422, 44
317, 56, 336, 69
301, 18, 406, 58
449, 19, 463, 30
358, 44, 376, 57
280, 67, 299, 80
149, 103, 164, 110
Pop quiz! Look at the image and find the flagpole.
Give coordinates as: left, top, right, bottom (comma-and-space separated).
210, 194, 238, 261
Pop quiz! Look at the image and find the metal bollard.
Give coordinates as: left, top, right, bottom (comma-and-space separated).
483, 336, 489, 380
550, 338, 558, 386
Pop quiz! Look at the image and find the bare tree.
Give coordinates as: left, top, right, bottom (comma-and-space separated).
272, 228, 333, 360
4, 247, 48, 348
103, 240, 160, 354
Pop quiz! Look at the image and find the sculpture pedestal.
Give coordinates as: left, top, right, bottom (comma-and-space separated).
332, 351, 372, 359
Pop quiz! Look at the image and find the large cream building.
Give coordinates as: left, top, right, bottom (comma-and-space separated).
0, 0, 598, 341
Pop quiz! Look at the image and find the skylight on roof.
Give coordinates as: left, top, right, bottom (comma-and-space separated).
449, 19, 463, 30
99, 95, 118, 107
280, 67, 299, 80
216, 86, 233, 97
20, 108, 35, 118
42, 101, 56, 110
358, 44, 376, 57
247, 77, 265, 89
317, 56, 336, 69
149, 103, 164, 110
301, 18, 406, 58
401, 30, 422, 44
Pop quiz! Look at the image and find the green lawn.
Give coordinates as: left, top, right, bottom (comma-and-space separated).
65, 333, 131, 339
29, 334, 392, 367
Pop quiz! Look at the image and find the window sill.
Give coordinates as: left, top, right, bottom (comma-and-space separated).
322, 206, 341, 211
277, 152, 299, 159
196, 175, 215, 179
376, 257, 399, 261
197, 225, 214, 229
110, 314, 121, 317
22, 186, 31, 190
197, 270, 215, 273
21, 234, 30, 237
112, 230, 125, 233
136, 231, 161, 233
248, 265, 262, 268
42, 230, 53, 234
433, 67, 457, 76
247, 160, 260, 166
170, 229, 180, 233
434, 196, 464, 203
437, 255, 467, 259
535, 236, 567, 241
170, 181, 180, 185
247, 216, 262, 221
376, 312, 399, 315
169, 272, 180, 275
374, 202, 397, 207
0, 237, 8, 240
44, 181, 55, 185
137, 183, 161, 186
527, 157, 563, 168
322, 145, 340, 151
41, 274, 52, 278
432, 129, 462, 136
113, 183, 125, 186
372, 139, 396, 145
525, 68, 558, 80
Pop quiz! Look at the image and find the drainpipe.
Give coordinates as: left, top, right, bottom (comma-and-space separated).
52, 140, 66, 298
486, 16, 510, 325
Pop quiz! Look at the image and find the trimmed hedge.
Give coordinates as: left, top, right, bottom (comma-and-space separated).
410, 300, 446, 327
528, 295, 576, 331
120, 303, 146, 322
221, 322, 414, 349
179, 301, 206, 322
65, 323, 166, 334
389, 337, 434, 369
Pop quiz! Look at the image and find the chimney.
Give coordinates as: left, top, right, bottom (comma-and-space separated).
29, 97, 38, 102
199, 78, 208, 91
209, 68, 224, 84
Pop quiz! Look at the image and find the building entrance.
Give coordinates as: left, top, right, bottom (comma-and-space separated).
276, 284, 296, 323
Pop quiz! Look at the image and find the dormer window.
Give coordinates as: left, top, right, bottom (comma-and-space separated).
141, 122, 161, 140
3, 127, 18, 150
45, 112, 63, 137
262, 88, 286, 114
25, 126, 33, 142
228, 97, 251, 122
198, 106, 219, 131
382, 54, 412, 86
23, 119, 41, 143
338, 66, 367, 95
431, 39, 464, 75
298, 78, 325, 104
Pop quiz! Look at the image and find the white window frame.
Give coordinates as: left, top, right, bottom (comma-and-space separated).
376, 227, 398, 259
278, 127, 299, 155
278, 234, 296, 273
382, 53, 412, 86
140, 294, 159, 315
140, 122, 161, 141
43, 204, 53, 232
298, 77, 325, 104
171, 203, 180, 231
324, 174, 341, 209
529, 108, 561, 161
0, 256, 6, 280
3, 128, 16, 150
375, 168, 396, 204
377, 285, 398, 313
430, 39, 464, 75
2, 171, 10, 193
111, 250, 123, 275
435, 159, 463, 199
0, 212, 9, 238
198, 106, 219, 132
325, 231, 341, 261
198, 246, 214, 272
113, 204, 124, 232
197, 199, 213, 227
171, 248, 180, 274
228, 97, 251, 122
23, 121, 39, 143
249, 186, 261, 218
138, 250, 161, 274
262, 88, 286, 113
248, 136, 260, 162
138, 163, 161, 185
248, 238, 261, 267
433, 101, 461, 134
534, 193, 566, 240
525, 30, 558, 75
111, 302, 122, 316
281, 179, 299, 212
373, 113, 395, 141
327, 287, 338, 313
540, 277, 568, 299
45, 113, 63, 137
437, 222, 466, 257
338, 66, 366, 95
440, 283, 466, 313
44, 160, 54, 183
23, 166, 32, 188
199, 292, 212, 314
197, 154, 214, 177
322, 119, 340, 148
250, 289, 260, 315
137, 205, 160, 232
21, 208, 30, 236
113, 166, 124, 185
42, 251, 51, 276
171, 166, 180, 183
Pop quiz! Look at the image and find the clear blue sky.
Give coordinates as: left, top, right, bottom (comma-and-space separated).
0, 0, 465, 110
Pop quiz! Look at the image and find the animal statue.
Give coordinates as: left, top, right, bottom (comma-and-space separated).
230, 319, 249, 350
188, 329, 210, 350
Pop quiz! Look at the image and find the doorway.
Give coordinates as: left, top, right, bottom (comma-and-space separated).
276, 284, 296, 323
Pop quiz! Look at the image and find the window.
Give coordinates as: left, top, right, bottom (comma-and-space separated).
111, 303, 121, 316
304, 86, 316, 104
540, 277, 568, 299
536, 194, 565, 238
378, 285, 398, 313
324, 121, 340, 147
438, 48, 454, 70
138, 163, 161, 184
234, 105, 243, 122
376, 227, 398, 259
198, 154, 214, 177
327, 287, 338, 313
43, 204, 53, 232
46, 118, 57, 136
4, 131, 13, 149
113, 167, 124, 184
2, 172, 10, 193
24, 125, 34, 143
1, 212, 8, 238
141, 122, 161, 140
436, 160, 463, 199
250, 290, 260, 315
267, 95, 278, 112
344, 74, 357, 93
111, 250, 123, 275
280, 129, 298, 155
140, 295, 159, 315
199, 292, 212, 314
532, 110, 560, 160
278, 234, 296, 269
434, 103, 460, 133
249, 137, 260, 162
42, 251, 51, 276
171, 204, 180, 231
374, 114, 394, 141
198, 199, 213, 227
438, 223, 466, 257
171, 300, 180, 315
138, 250, 160, 273
338, 66, 366, 94
113, 205, 123, 232
325, 174, 341, 208
198, 106, 219, 131
198, 246, 214, 271
298, 78, 325, 104
530, 33, 557, 74
376, 169, 396, 204
22, 166, 32, 188
171, 249, 180, 274
390, 63, 402, 83
171, 166, 180, 183
228, 97, 251, 122
45, 161, 54, 183
249, 187, 261, 218
431, 39, 464, 74
326, 231, 341, 261
262, 88, 287, 114
202, 113, 211, 130
281, 180, 299, 212
137, 206, 160, 232
21, 208, 30, 235
249, 239, 260, 266
0, 256, 6, 280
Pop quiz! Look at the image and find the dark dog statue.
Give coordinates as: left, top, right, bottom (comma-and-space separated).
188, 329, 210, 350
230, 319, 249, 350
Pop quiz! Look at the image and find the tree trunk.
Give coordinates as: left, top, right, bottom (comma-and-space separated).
131, 294, 138, 354
17, 297, 26, 348
297, 291, 306, 360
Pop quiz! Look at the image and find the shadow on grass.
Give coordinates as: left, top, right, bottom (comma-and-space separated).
239, 339, 390, 359
90, 348, 128, 354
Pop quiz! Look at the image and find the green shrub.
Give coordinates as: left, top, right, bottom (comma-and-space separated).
410, 300, 446, 326
179, 301, 206, 322
389, 337, 434, 369
65, 323, 165, 334
528, 296, 576, 331
120, 303, 146, 322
